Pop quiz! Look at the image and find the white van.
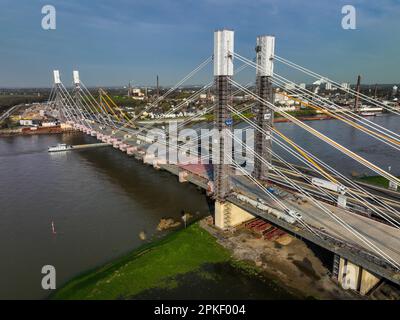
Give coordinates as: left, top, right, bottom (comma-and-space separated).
286, 209, 302, 221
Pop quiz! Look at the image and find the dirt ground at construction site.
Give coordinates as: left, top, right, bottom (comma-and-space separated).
200, 217, 358, 300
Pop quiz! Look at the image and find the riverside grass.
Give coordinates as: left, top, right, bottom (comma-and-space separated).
52, 223, 231, 300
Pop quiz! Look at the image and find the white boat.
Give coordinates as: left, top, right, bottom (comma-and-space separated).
361, 112, 378, 116
48, 143, 73, 152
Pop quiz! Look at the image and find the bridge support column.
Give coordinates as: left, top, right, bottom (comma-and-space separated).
53, 70, 67, 123
214, 75, 232, 200
254, 35, 275, 181
143, 153, 155, 165
213, 29, 234, 202
178, 170, 188, 183
212, 29, 235, 229
215, 201, 255, 230
336, 256, 381, 295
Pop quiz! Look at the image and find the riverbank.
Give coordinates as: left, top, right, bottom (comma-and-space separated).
354, 175, 400, 199
52, 221, 300, 300
52, 215, 358, 300
0, 126, 76, 136
202, 111, 332, 123
356, 175, 399, 189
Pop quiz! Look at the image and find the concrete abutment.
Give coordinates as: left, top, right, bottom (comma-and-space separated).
214, 200, 255, 230
336, 256, 381, 295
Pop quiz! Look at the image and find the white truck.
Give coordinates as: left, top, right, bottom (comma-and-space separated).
311, 177, 347, 195
235, 193, 297, 224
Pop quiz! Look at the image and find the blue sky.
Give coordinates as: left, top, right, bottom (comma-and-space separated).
0, 0, 399, 87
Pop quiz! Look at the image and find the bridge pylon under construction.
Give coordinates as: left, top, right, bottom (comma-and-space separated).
212, 29, 254, 230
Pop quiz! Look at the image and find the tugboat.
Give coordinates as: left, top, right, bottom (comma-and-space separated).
48, 143, 73, 152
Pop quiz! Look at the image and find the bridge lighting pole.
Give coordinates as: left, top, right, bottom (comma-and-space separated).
213, 29, 234, 202
254, 35, 275, 181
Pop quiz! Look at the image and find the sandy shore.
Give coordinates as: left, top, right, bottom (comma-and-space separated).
200, 218, 359, 300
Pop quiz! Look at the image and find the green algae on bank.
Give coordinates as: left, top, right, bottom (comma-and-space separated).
52, 222, 298, 300
52, 223, 232, 299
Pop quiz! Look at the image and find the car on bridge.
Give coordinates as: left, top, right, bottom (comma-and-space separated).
286, 209, 303, 221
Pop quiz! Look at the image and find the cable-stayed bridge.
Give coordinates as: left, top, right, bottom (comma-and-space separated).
44, 30, 400, 295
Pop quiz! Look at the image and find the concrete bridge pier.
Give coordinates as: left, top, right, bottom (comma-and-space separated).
178, 170, 188, 183
214, 201, 255, 230
334, 255, 381, 295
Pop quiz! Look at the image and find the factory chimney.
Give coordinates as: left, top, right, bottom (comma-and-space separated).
156, 75, 160, 101
354, 75, 361, 112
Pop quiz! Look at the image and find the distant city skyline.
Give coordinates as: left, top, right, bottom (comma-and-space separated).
0, 0, 399, 88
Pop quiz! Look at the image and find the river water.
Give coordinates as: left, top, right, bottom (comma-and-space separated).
1, 114, 399, 299
0, 133, 214, 299
273, 114, 400, 177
